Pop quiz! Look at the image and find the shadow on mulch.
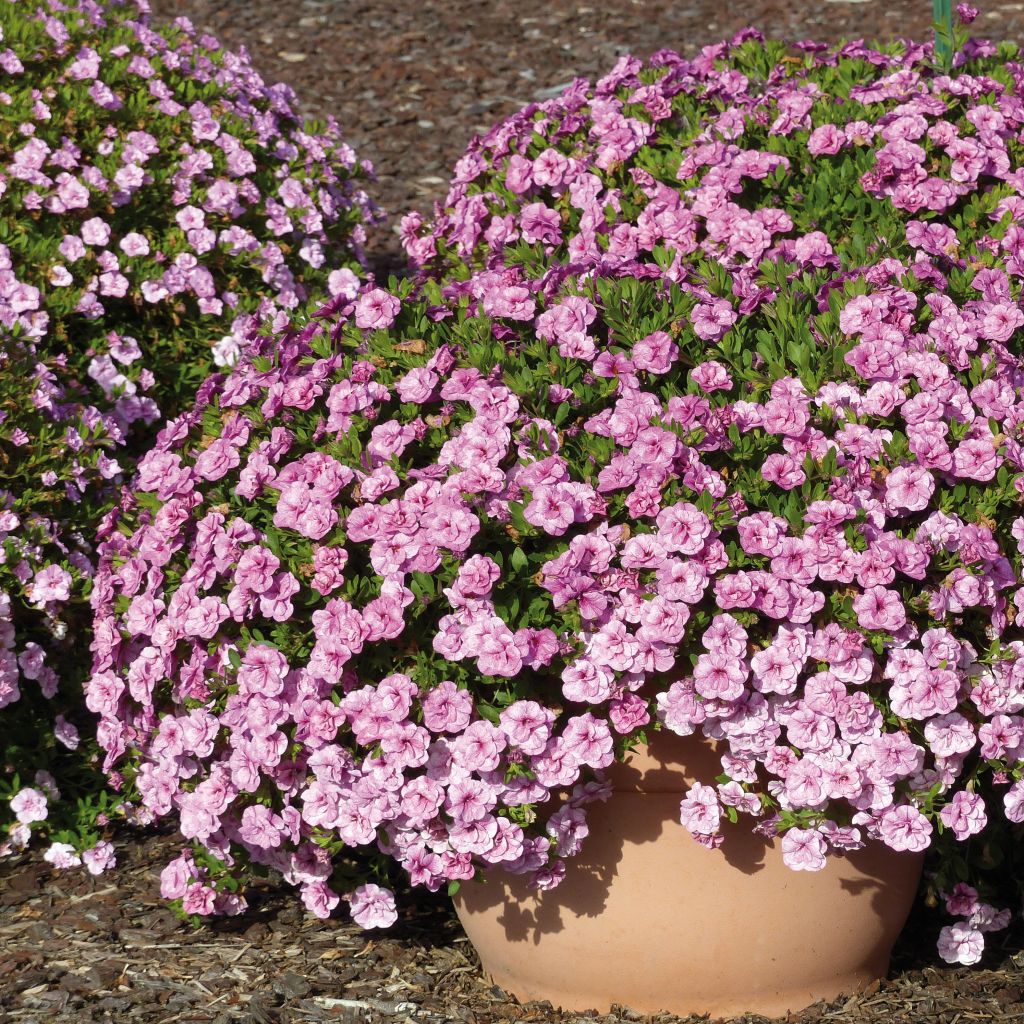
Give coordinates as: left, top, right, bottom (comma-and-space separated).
3, 827, 1024, 1024
206, 863, 466, 951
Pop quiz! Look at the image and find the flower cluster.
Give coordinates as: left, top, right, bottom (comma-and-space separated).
93, 27, 1024, 958
1, 0, 378, 856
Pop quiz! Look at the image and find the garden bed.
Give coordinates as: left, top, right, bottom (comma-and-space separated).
2, 831, 1024, 1024
146, 0, 1024, 273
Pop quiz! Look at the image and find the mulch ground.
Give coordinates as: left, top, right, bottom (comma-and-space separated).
144, 0, 1024, 274
7, 0, 1024, 1020
3, 828, 1024, 1024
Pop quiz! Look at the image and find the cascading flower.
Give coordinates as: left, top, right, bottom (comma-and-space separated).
91, 21, 1024, 958
0, 0, 379, 858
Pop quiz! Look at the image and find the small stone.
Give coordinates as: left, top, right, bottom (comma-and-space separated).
58, 971, 95, 994
272, 972, 311, 999
244, 922, 270, 943
996, 986, 1023, 1005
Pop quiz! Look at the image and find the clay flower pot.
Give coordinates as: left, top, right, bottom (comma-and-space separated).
454, 731, 924, 1018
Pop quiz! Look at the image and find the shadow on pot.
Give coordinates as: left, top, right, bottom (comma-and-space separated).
455, 729, 923, 993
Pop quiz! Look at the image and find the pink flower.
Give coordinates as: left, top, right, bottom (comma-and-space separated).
535, 296, 597, 359
678, 782, 722, 837
952, 438, 1000, 481
28, 565, 72, 605
531, 148, 569, 187
1003, 780, 1024, 823
691, 298, 737, 341
525, 484, 576, 535
520, 202, 561, 245
885, 465, 934, 512
422, 680, 474, 732
454, 555, 501, 596
238, 804, 284, 849
692, 651, 747, 701
609, 693, 651, 733
354, 288, 401, 330
328, 267, 359, 299
348, 884, 397, 929
632, 331, 678, 374
119, 231, 150, 256
445, 778, 496, 822
505, 154, 533, 192
82, 841, 117, 875
80, 216, 110, 246
474, 625, 524, 678
182, 882, 218, 915
979, 303, 1024, 343
53, 715, 80, 750
852, 586, 906, 633
396, 366, 438, 403
500, 701, 554, 755
10, 787, 48, 824
157, 856, 195, 897
691, 360, 732, 392
945, 882, 979, 917
59, 234, 86, 261
876, 804, 932, 852
939, 791, 987, 840
194, 439, 241, 481
781, 828, 828, 871
562, 713, 613, 768
182, 596, 229, 639
937, 923, 984, 965
302, 881, 340, 919
761, 453, 806, 490
807, 124, 843, 155
43, 842, 82, 869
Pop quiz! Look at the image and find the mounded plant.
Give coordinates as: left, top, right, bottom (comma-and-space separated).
0, 0, 378, 860
92, 19, 1024, 959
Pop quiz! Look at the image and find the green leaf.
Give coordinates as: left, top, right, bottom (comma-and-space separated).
510, 546, 528, 574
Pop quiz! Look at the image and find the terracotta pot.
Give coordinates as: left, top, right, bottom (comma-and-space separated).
454, 731, 924, 1018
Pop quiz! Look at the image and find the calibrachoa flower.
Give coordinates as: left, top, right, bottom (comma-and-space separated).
348, 884, 399, 929
81, 840, 117, 875
1, 0, 378, 860
9, 787, 48, 825
92, 24, 1024, 949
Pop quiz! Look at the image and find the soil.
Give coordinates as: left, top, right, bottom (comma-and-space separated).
6, 1, 1024, 1021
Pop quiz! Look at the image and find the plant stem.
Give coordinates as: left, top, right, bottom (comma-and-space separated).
933, 0, 954, 69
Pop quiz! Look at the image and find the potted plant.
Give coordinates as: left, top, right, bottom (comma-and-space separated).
89, 15, 1024, 1016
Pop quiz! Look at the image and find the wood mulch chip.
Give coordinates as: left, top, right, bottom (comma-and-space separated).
145, 0, 1024, 275
2, 829, 1024, 1023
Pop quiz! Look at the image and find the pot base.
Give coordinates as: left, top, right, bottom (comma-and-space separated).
454, 734, 923, 1018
